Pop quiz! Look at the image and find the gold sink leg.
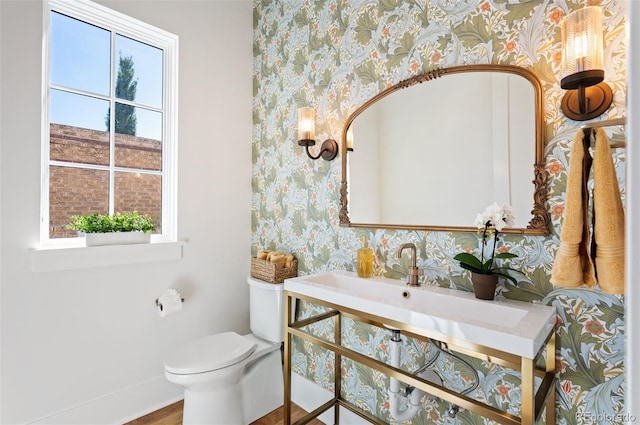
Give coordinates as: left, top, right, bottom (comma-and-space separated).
546, 334, 557, 423
521, 357, 534, 425
334, 312, 342, 424
284, 293, 292, 425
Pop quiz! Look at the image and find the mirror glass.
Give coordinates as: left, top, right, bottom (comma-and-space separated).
340, 65, 549, 235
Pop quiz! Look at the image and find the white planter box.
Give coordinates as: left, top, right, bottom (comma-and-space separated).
84, 231, 151, 247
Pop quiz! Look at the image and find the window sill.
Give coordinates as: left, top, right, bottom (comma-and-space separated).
29, 241, 185, 273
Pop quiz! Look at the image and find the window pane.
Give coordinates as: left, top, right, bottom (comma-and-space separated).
135, 107, 163, 140
115, 34, 163, 108
50, 123, 110, 166
114, 133, 162, 171
114, 172, 162, 234
50, 12, 110, 95
113, 103, 163, 141
114, 104, 162, 170
49, 166, 109, 238
50, 89, 110, 133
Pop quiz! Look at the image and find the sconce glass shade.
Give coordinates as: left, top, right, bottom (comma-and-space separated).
559, 6, 612, 121
561, 6, 604, 89
296, 107, 338, 161
346, 126, 354, 152
298, 107, 316, 146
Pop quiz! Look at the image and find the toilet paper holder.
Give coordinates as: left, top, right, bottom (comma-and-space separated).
155, 297, 185, 307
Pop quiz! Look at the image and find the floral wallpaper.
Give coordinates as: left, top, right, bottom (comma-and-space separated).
252, 1, 627, 424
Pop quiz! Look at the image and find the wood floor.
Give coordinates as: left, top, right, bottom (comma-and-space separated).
124, 400, 324, 425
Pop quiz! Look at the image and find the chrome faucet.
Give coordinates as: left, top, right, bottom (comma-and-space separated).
396, 243, 423, 287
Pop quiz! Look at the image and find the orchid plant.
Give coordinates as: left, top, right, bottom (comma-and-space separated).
454, 202, 523, 285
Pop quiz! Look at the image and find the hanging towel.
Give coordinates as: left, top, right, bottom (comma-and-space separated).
551, 130, 596, 288
592, 128, 625, 294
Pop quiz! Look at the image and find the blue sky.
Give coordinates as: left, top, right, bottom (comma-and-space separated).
50, 11, 163, 140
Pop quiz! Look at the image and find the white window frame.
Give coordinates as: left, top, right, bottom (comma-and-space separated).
40, 0, 179, 248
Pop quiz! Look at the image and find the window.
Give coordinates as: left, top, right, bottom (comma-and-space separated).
42, 0, 178, 246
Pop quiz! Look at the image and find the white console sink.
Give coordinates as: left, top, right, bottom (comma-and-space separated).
285, 271, 556, 358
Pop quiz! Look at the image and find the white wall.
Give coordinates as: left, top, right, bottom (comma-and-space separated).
0, 1, 253, 423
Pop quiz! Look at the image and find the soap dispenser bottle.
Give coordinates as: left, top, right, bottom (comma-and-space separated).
357, 236, 374, 278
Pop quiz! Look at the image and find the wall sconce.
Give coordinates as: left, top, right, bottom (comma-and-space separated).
297, 107, 338, 161
560, 6, 612, 121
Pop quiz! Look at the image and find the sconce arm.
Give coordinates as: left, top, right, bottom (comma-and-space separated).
300, 138, 338, 161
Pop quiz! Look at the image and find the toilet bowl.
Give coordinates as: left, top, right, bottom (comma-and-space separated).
164, 278, 285, 425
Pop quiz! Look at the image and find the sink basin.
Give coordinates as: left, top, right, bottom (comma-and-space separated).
285, 271, 556, 358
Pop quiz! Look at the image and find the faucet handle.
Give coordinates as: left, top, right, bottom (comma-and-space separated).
408, 266, 423, 286
410, 267, 424, 277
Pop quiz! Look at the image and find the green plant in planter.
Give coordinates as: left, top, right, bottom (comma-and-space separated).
454, 202, 524, 286
67, 211, 156, 234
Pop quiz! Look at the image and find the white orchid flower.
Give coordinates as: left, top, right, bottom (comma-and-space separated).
470, 202, 517, 232
474, 213, 487, 229
501, 203, 516, 227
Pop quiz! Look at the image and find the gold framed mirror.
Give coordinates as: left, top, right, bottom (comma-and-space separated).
339, 64, 549, 235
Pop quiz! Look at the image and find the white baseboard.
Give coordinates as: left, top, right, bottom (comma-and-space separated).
30, 373, 364, 425
291, 373, 368, 425
29, 376, 183, 425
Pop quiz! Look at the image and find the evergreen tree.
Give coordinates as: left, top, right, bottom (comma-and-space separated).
105, 54, 138, 135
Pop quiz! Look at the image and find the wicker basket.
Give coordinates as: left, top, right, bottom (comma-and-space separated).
250, 257, 298, 283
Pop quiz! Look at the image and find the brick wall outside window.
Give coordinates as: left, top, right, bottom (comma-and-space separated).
49, 124, 162, 238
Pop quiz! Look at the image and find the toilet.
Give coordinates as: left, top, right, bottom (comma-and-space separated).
164, 277, 285, 424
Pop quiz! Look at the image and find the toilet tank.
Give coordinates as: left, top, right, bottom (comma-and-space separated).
247, 277, 285, 342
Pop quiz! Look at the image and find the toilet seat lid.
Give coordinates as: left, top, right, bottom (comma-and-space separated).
164, 332, 257, 375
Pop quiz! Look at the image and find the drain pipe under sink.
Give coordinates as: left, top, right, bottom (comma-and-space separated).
388, 330, 442, 422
